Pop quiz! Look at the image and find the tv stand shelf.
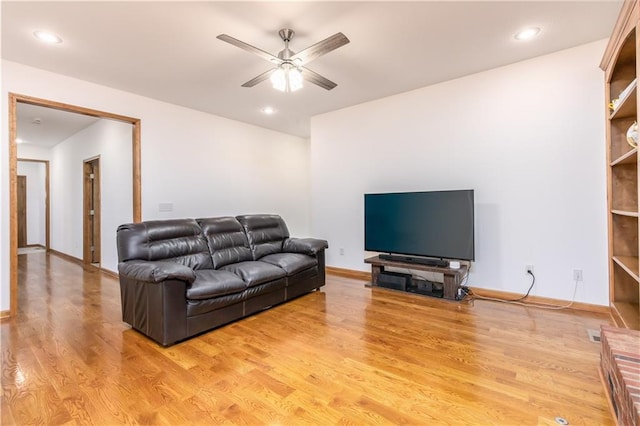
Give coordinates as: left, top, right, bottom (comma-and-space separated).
365, 255, 468, 300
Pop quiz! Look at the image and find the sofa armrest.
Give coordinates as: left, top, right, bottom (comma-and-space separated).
118, 260, 196, 284
283, 237, 328, 255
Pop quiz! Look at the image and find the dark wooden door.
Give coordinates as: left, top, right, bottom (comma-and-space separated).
83, 159, 101, 265
17, 175, 27, 248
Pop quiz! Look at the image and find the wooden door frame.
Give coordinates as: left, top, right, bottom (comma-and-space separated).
17, 159, 51, 251
8, 93, 142, 318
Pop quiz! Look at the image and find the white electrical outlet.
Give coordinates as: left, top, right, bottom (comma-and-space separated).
573, 269, 583, 282
526, 265, 534, 275
339, 248, 344, 256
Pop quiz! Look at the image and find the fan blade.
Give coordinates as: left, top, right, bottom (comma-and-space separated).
291, 32, 350, 65
241, 68, 276, 88
217, 34, 282, 64
302, 67, 338, 90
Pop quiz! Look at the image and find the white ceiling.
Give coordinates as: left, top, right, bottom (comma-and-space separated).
2, 1, 623, 139
16, 103, 99, 147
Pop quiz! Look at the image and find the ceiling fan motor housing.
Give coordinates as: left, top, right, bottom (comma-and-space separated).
278, 28, 295, 42
278, 29, 295, 60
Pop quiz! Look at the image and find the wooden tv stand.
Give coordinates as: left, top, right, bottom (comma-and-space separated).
365, 255, 468, 301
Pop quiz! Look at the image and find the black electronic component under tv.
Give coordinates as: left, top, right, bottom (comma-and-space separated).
364, 189, 475, 263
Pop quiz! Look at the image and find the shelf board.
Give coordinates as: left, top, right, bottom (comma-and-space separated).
611, 148, 638, 166
612, 301, 640, 330
612, 255, 640, 282
610, 81, 637, 120
611, 209, 640, 217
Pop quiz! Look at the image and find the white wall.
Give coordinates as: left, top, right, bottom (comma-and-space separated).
16, 161, 46, 246
143, 102, 311, 230
0, 9, 5, 310
310, 40, 609, 306
1, 60, 311, 310
18, 144, 51, 161
49, 119, 132, 272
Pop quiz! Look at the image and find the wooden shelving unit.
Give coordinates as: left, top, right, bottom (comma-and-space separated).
601, 0, 640, 330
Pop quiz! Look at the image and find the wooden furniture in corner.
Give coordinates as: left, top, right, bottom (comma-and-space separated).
599, 325, 640, 425
601, 0, 640, 330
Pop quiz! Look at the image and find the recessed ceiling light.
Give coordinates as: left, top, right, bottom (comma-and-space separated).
33, 30, 63, 44
514, 27, 541, 41
261, 106, 276, 115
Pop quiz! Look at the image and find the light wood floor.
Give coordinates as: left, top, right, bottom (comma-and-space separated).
2, 251, 614, 425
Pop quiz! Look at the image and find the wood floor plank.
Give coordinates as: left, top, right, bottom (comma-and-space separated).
1, 251, 615, 425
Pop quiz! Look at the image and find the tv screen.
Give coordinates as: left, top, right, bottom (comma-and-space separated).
364, 190, 475, 261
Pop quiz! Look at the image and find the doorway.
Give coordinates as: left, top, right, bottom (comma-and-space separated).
16, 159, 50, 254
83, 157, 101, 266
8, 93, 142, 318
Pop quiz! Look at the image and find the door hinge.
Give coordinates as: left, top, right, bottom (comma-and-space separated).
89, 173, 95, 179
90, 246, 95, 252
89, 210, 95, 216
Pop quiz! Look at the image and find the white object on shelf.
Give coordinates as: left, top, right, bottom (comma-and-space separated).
627, 121, 638, 148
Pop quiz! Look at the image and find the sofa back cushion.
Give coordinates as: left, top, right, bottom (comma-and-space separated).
197, 217, 253, 269
116, 219, 213, 270
236, 214, 290, 260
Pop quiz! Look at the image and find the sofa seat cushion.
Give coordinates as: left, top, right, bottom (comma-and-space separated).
220, 261, 286, 287
186, 292, 246, 317
259, 253, 317, 276
186, 270, 247, 300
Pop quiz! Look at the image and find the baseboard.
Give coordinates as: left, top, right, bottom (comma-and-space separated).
48, 249, 119, 278
100, 268, 119, 279
326, 266, 371, 281
470, 287, 611, 314
0, 310, 11, 320
48, 248, 83, 266
326, 265, 611, 315
23, 244, 45, 249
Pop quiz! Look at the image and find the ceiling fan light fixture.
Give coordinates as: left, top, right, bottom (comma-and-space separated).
271, 67, 286, 91
288, 67, 303, 92
270, 63, 303, 92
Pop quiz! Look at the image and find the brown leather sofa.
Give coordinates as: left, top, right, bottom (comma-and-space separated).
116, 214, 328, 346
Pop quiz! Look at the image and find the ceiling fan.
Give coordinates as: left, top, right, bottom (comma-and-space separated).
217, 29, 349, 92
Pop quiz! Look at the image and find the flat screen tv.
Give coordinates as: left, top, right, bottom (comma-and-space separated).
364, 190, 475, 262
